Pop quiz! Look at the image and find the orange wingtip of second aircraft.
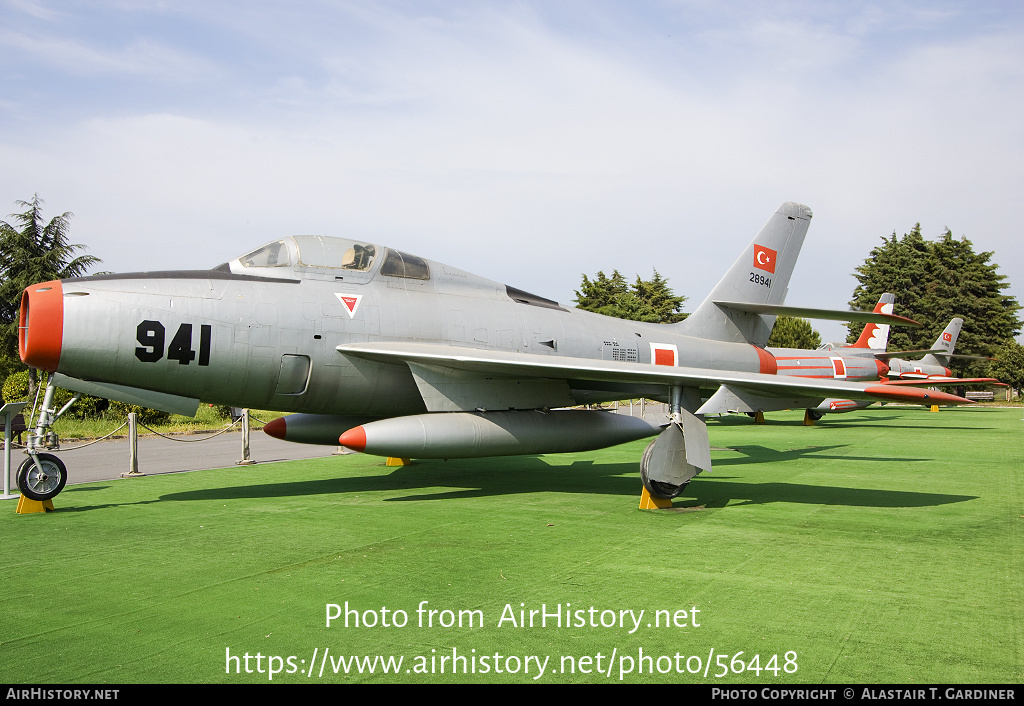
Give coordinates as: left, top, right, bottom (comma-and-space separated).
863, 385, 972, 405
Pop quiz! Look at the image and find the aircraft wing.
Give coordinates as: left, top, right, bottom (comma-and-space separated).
336, 341, 971, 411
712, 301, 922, 327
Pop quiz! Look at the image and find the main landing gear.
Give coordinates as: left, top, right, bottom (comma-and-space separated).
638, 386, 709, 502
640, 438, 688, 499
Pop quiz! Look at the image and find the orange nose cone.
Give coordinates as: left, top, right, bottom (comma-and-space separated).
19, 281, 64, 372
263, 417, 287, 440
338, 426, 367, 452
875, 359, 890, 378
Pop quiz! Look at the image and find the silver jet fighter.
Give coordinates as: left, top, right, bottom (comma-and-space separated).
700, 296, 999, 420
700, 293, 902, 419
881, 318, 970, 380
18, 202, 972, 501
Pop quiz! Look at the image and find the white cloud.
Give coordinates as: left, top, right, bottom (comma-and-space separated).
0, 30, 219, 82
0, 1, 1021, 342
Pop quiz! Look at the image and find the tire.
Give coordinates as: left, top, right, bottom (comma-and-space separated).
17, 453, 67, 501
806, 409, 824, 421
639, 439, 686, 499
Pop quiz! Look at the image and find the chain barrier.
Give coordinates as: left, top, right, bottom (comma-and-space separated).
2, 422, 129, 452
136, 416, 243, 442
3, 415, 273, 449
43, 422, 130, 451
4, 399, 270, 489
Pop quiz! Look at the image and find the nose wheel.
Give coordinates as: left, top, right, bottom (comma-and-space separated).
17, 453, 67, 501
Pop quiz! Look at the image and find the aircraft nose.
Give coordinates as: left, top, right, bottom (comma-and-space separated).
19, 280, 64, 372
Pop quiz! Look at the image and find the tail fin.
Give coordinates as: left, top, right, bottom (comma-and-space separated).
851, 293, 895, 349
920, 318, 962, 367
677, 201, 813, 345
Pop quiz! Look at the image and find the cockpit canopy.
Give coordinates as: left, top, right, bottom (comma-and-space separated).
237, 236, 377, 272
228, 235, 429, 281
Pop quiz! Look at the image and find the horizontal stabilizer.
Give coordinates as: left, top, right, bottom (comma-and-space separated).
714, 301, 921, 327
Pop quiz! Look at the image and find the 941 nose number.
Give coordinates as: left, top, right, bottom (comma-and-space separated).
135, 321, 212, 366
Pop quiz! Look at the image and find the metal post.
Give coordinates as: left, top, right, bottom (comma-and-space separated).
124, 412, 141, 476
2, 402, 28, 500
237, 409, 255, 465
3, 417, 9, 498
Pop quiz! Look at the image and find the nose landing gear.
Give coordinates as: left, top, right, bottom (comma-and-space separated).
17, 452, 67, 502
16, 380, 79, 503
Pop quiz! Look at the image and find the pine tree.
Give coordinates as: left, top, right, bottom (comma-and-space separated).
846, 225, 1020, 378
574, 269, 686, 323
846, 225, 929, 353
631, 270, 687, 324
0, 195, 101, 388
767, 316, 822, 349
991, 340, 1024, 399
574, 270, 629, 318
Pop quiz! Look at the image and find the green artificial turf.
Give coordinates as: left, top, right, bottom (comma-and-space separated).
1, 407, 1021, 684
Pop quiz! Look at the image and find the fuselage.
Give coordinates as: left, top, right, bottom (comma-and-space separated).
767, 345, 888, 383
20, 236, 773, 416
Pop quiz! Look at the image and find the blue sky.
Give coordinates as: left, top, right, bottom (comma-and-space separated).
2, 1, 1022, 342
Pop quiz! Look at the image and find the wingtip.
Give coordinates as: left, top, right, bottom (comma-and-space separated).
863, 385, 972, 405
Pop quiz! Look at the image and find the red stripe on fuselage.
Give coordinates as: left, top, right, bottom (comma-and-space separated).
752, 346, 777, 374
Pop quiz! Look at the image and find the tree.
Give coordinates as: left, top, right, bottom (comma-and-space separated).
575, 270, 629, 317
575, 269, 687, 323
767, 316, 822, 349
0, 195, 101, 393
845, 225, 930, 354
991, 340, 1024, 400
846, 226, 1021, 378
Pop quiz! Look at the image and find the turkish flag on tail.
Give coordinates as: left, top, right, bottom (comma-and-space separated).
753, 244, 777, 273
